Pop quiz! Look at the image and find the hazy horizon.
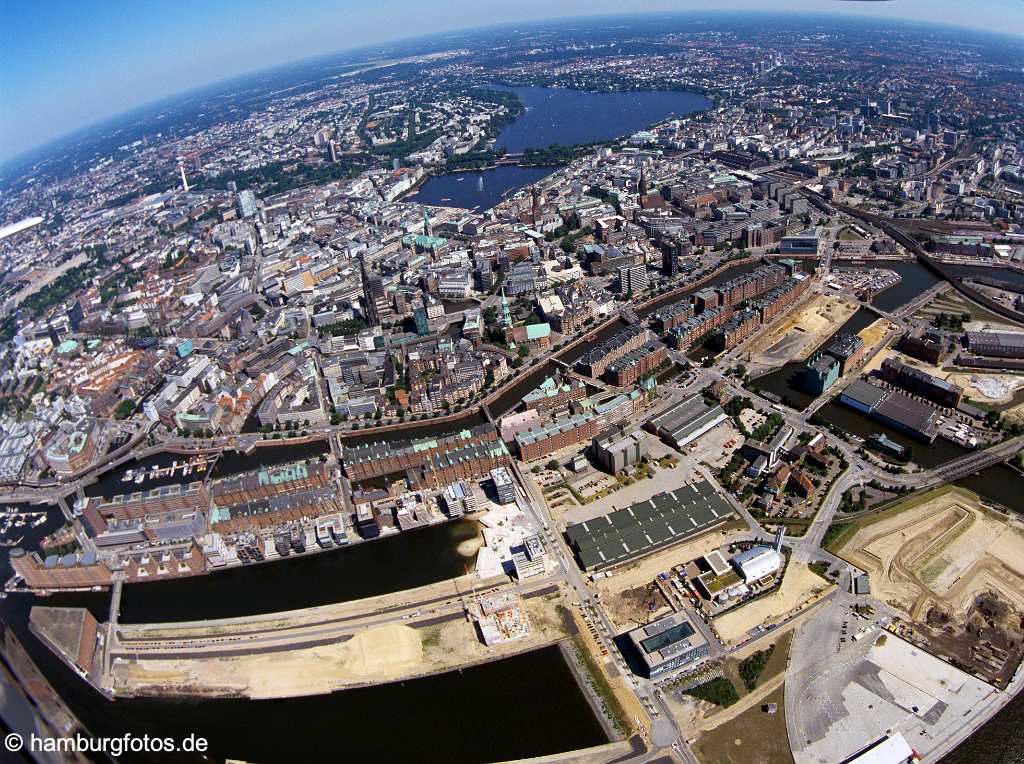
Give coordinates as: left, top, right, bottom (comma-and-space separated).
2, 3, 1023, 165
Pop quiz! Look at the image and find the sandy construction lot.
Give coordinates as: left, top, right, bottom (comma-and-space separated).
864, 349, 1023, 406
116, 623, 425, 698
713, 562, 833, 645
836, 486, 1024, 620
748, 293, 860, 366
113, 594, 571, 699
947, 372, 1024, 405
857, 318, 896, 357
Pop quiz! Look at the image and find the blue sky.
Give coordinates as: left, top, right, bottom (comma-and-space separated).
1, 0, 1022, 162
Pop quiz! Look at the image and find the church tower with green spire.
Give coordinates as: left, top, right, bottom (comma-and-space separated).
499, 287, 512, 327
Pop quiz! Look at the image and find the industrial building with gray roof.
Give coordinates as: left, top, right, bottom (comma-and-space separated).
645, 393, 727, 448
564, 479, 733, 571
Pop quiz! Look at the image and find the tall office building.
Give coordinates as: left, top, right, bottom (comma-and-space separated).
490, 467, 516, 505
618, 264, 648, 295
237, 190, 257, 219
360, 256, 390, 327
662, 247, 679, 278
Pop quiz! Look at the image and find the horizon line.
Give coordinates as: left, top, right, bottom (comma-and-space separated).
3, 8, 1021, 172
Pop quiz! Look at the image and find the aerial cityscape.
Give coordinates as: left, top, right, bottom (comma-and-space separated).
2, 5, 1024, 763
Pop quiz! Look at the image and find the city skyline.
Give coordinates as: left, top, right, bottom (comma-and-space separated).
2, 1, 1023, 163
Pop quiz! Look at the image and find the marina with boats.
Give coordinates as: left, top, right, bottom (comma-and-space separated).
119, 454, 212, 485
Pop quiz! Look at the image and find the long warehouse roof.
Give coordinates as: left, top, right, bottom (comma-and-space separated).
564, 479, 732, 570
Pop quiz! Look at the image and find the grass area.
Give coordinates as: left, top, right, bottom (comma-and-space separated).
822, 522, 853, 553
739, 645, 776, 691
768, 518, 811, 537
759, 631, 793, 684
837, 225, 864, 241
692, 684, 794, 764
808, 561, 832, 581
683, 676, 740, 708
571, 636, 630, 736
420, 628, 441, 649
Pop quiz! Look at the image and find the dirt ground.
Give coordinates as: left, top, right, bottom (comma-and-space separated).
125, 572, 492, 639
947, 372, 1024, 405
835, 486, 1024, 621
692, 683, 793, 764
747, 293, 860, 366
114, 593, 571, 699
115, 622, 426, 698
863, 348, 1023, 406
603, 582, 670, 631
857, 318, 896, 357
1004, 401, 1024, 427
713, 562, 833, 645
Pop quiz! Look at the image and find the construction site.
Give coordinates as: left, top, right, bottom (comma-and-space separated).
833, 485, 1024, 685
591, 523, 748, 632
30, 574, 573, 700
864, 343, 1024, 409
712, 561, 834, 646
745, 292, 861, 371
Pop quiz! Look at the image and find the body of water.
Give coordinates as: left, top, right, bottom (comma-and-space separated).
492, 85, 712, 153
118, 517, 481, 623
815, 400, 969, 468
84, 440, 332, 498
0, 509, 605, 763
85, 452, 211, 498
866, 258, 1024, 315
750, 308, 878, 410
210, 439, 330, 478
406, 164, 555, 211
406, 86, 711, 211
339, 409, 488, 447
955, 462, 1024, 512
867, 259, 942, 313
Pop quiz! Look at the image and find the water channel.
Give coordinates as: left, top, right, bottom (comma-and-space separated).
0, 507, 606, 763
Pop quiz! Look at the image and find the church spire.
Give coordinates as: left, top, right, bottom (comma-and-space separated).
499, 287, 512, 327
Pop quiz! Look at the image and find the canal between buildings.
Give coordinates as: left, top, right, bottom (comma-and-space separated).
85, 439, 333, 498
750, 307, 879, 411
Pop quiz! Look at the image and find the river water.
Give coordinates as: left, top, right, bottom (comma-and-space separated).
4, 249, 1023, 762
85, 440, 332, 497
405, 164, 556, 211
118, 517, 482, 623
750, 307, 879, 410
0, 506, 606, 762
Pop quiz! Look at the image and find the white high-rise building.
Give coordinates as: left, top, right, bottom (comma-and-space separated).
237, 189, 257, 219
